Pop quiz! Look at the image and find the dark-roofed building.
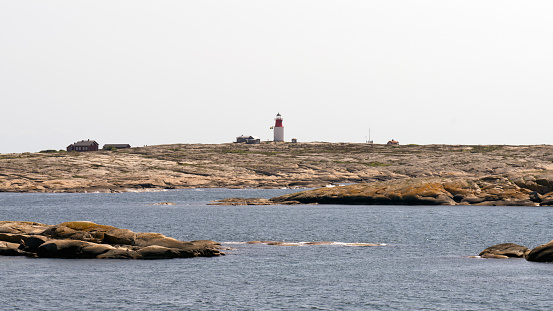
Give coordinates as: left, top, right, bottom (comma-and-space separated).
236, 135, 260, 144
246, 136, 260, 144
236, 135, 250, 143
67, 139, 99, 152
103, 144, 131, 150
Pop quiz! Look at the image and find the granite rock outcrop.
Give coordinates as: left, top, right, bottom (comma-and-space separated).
526, 240, 553, 263
267, 173, 553, 206
479, 243, 530, 259
0, 221, 223, 259
2, 143, 553, 193
480, 240, 553, 263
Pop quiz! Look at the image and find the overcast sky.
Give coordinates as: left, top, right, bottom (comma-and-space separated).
1, 1, 552, 153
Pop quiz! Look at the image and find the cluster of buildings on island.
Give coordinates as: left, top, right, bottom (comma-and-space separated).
66, 140, 131, 152
235, 113, 398, 145
235, 113, 297, 144
66, 113, 399, 152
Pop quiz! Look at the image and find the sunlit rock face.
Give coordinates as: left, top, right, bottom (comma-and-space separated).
270, 174, 553, 206
0, 221, 224, 259
2, 143, 553, 193
479, 243, 530, 259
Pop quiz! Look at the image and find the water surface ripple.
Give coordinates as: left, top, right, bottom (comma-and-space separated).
1, 189, 552, 310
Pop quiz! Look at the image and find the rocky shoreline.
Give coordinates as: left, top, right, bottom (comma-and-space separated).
479, 241, 553, 263
212, 172, 553, 206
1, 143, 553, 193
0, 221, 224, 259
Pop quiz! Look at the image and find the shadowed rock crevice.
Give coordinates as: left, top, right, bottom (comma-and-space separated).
526, 240, 553, 263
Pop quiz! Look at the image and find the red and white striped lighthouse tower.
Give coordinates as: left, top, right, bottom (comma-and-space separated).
273, 113, 284, 142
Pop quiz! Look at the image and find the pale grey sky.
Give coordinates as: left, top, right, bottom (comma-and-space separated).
1, 1, 552, 153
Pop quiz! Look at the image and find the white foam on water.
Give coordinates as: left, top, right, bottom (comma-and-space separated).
222, 241, 386, 247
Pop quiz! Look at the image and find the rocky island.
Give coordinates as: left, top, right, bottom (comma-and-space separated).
212, 172, 553, 206
0, 221, 223, 259
1, 143, 553, 195
262, 172, 553, 206
479, 240, 553, 263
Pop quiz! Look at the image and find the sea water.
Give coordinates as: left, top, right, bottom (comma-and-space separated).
1, 189, 553, 310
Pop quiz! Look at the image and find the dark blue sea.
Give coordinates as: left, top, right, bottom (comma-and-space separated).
1, 188, 553, 310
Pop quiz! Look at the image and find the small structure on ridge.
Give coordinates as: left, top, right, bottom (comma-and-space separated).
103, 144, 131, 150
67, 139, 99, 152
236, 135, 260, 144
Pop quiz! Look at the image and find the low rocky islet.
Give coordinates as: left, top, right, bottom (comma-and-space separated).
479, 241, 553, 263
0, 221, 224, 259
213, 173, 553, 206
1, 143, 553, 193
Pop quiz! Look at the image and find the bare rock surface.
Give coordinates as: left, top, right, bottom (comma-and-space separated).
479, 243, 530, 259
526, 240, 553, 263
266, 173, 553, 206
0, 221, 224, 259
479, 240, 553, 263
2, 143, 553, 193
0, 241, 22, 256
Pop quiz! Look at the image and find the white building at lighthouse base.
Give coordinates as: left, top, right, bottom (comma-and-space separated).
274, 127, 284, 142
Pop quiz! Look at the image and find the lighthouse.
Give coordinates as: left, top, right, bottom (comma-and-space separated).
273, 113, 284, 142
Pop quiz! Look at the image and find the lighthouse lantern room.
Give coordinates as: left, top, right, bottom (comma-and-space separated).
273, 113, 284, 142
